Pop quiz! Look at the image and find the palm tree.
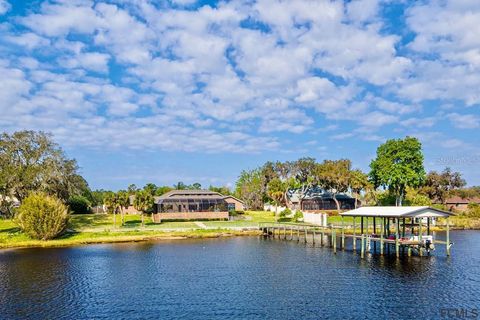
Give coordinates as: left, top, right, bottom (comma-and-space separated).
133, 190, 154, 227
117, 191, 130, 226
104, 192, 120, 228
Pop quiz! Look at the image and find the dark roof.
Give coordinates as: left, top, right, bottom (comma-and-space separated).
155, 190, 225, 203
444, 196, 480, 204
287, 186, 355, 201
223, 195, 245, 204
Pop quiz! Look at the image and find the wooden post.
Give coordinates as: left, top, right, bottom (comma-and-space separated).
419, 219, 423, 257
361, 234, 365, 258
380, 218, 384, 255
304, 227, 307, 243
297, 227, 300, 242
395, 234, 400, 258
290, 226, 293, 240
321, 229, 324, 246
366, 217, 369, 236
312, 229, 315, 245
284, 226, 287, 240
332, 229, 336, 254
446, 218, 451, 256
373, 216, 377, 252
341, 216, 345, 249
353, 217, 356, 250
361, 217, 364, 234
365, 233, 371, 252
408, 246, 412, 257
427, 218, 430, 235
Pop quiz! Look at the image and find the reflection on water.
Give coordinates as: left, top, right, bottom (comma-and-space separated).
1, 231, 479, 320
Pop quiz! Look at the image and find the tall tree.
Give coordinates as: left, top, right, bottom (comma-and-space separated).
267, 178, 287, 217
369, 136, 426, 206
349, 169, 370, 208
174, 182, 187, 190
127, 184, 138, 194
143, 183, 158, 196
0, 131, 89, 216
422, 168, 466, 203
117, 191, 130, 226
133, 190, 153, 227
103, 192, 119, 228
191, 182, 202, 190
234, 169, 265, 210
291, 157, 317, 206
315, 159, 352, 212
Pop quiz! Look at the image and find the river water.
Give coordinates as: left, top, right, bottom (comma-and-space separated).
1, 231, 479, 320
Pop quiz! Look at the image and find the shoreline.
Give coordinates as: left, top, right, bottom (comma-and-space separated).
0, 229, 262, 250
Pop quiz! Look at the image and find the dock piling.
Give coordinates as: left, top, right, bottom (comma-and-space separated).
360, 234, 365, 258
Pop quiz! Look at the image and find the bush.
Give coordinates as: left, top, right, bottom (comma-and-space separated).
279, 208, 291, 219
67, 195, 92, 214
465, 203, 480, 218
293, 210, 303, 222
15, 193, 70, 240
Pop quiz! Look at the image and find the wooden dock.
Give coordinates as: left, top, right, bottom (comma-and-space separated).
258, 222, 452, 258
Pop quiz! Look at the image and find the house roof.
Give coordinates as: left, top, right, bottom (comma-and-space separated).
340, 206, 454, 218
444, 196, 480, 204
223, 195, 245, 204
155, 190, 225, 203
287, 186, 355, 202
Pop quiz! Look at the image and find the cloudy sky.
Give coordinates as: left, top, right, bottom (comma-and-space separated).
1, 0, 479, 190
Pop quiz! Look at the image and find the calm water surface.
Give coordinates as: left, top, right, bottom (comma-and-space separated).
1, 231, 479, 320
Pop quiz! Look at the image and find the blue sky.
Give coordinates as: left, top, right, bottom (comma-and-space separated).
1, 0, 479, 190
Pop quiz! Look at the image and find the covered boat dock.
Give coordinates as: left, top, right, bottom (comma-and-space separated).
340, 206, 454, 257
260, 206, 454, 258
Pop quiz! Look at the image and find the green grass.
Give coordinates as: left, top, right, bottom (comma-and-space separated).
0, 211, 275, 249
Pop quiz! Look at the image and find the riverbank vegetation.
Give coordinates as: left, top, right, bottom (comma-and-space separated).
2, 131, 480, 248
0, 211, 277, 249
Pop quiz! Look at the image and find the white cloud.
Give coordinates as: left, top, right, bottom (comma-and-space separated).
21, 1, 101, 36
447, 113, 480, 129
0, 0, 10, 15
347, 0, 379, 23
0, 0, 477, 157
63, 52, 110, 73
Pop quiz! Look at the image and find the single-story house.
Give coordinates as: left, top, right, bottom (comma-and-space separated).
223, 195, 245, 211
286, 186, 359, 212
153, 190, 240, 223
441, 196, 480, 212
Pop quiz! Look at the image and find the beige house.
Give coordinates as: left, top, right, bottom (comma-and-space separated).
223, 195, 245, 211
443, 196, 480, 212
152, 190, 233, 223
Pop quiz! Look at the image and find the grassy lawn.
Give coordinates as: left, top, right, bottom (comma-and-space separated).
0, 211, 276, 249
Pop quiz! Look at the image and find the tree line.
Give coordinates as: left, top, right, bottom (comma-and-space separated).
235, 136, 473, 212
1, 131, 478, 220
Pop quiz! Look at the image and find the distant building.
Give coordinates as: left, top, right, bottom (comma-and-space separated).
441, 196, 480, 212
152, 190, 243, 223
286, 186, 358, 212
223, 195, 245, 211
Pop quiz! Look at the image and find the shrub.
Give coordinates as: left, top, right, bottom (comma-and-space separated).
15, 193, 70, 240
279, 208, 291, 218
465, 203, 480, 218
67, 195, 92, 214
293, 210, 303, 222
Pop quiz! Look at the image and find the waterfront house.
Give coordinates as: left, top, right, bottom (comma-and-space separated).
439, 196, 480, 212
152, 190, 233, 223
223, 195, 245, 211
286, 186, 358, 212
